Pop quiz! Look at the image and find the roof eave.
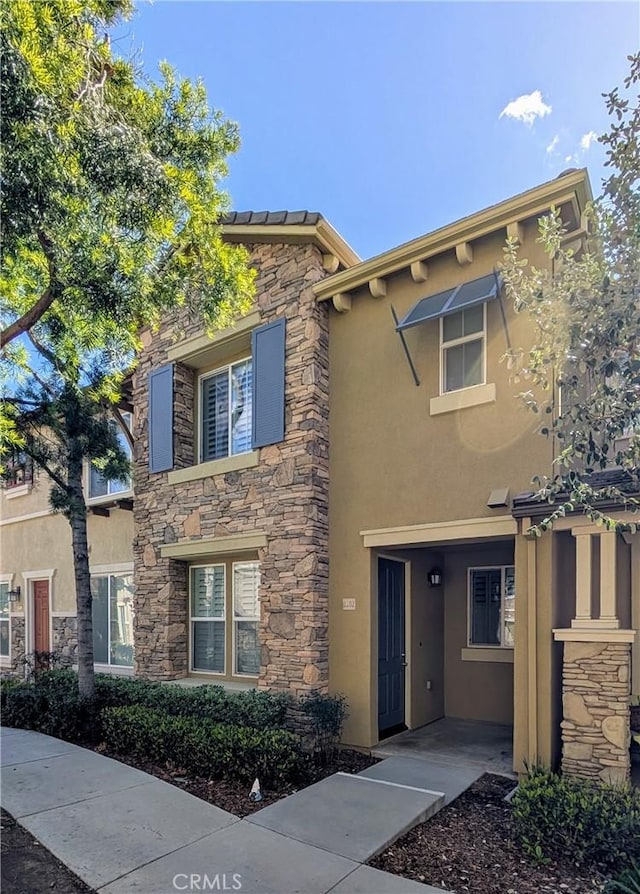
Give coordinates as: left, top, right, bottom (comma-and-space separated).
221, 218, 360, 270
313, 169, 593, 302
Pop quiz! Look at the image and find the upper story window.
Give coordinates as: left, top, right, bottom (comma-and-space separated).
468, 565, 515, 648
88, 412, 132, 500
440, 304, 486, 393
199, 359, 253, 462
1, 451, 34, 490
148, 317, 286, 475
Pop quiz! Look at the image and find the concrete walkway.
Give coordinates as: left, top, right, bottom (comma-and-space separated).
1, 727, 449, 894
372, 718, 515, 777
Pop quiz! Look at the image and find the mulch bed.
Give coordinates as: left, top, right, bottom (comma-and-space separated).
1, 809, 95, 894
369, 774, 607, 894
95, 744, 377, 817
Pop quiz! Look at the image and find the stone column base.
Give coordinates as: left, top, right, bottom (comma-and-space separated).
557, 637, 632, 784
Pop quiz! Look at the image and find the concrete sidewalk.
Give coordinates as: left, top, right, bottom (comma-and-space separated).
1, 727, 447, 894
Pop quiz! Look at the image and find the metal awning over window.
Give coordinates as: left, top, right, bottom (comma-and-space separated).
396, 271, 502, 332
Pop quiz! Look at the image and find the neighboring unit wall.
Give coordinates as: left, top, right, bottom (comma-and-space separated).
133, 241, 331, 694
0, 473, 133, 674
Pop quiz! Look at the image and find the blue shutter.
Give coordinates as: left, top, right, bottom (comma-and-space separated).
148, 364, 174, 472
252, 318, 286, 448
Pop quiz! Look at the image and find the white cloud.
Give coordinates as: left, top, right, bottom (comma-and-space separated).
499, 90, 552, 126
564, 154, 578, 164
580, 130, 598, 151
546, 134, 560, 154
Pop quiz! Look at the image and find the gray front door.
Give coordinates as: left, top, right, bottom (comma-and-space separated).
378, 558, 406, 736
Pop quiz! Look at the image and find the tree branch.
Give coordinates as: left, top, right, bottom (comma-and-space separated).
1, 232, 60, 349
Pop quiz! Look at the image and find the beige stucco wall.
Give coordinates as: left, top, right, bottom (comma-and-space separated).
1, 474, 133, 615
443, 542, 514, 724
328, 221, 554, 747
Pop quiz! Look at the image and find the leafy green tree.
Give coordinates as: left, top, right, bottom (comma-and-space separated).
501, 53, 640, 533
1, 1, 254, 697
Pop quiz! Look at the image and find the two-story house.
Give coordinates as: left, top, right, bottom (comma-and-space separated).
135, 169, 638, 783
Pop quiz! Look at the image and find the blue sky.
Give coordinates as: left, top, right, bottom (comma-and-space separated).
117, 2, 639, 259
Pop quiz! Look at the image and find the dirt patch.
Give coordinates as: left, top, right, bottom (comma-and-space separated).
369, 774, 607, 894
94, 745, 377, 817
1, 809, 95, 894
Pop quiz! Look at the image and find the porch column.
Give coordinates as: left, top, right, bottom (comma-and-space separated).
555, 527, 635, 782
572, 532, 593, 627
570, 527, 620, 629
599, 532, 619, 628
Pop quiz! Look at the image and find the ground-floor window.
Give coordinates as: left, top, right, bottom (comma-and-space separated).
0, 581, 9, 657
468, 565, 515, 647
91, 574, 134, 666
190, 560, 260, 677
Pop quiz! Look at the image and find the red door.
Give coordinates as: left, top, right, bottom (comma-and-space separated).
33, 580, 50, 655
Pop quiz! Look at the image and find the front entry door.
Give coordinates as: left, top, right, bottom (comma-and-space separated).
378, 558, 406, 736
33, 580, 50, 655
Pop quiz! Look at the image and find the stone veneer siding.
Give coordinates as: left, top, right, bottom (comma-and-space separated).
560, 641, 631, 784
51, 616, 78, 668
7, 616, 26, 678
133, 242, 330, 694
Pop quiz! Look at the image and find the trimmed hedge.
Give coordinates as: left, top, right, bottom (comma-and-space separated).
93, 674, 291, 728
101, 705, 304, 786
1, 670, 291, 742
512, 766, 640, 872
0, 670, 347, 760
0, 671, 100, 743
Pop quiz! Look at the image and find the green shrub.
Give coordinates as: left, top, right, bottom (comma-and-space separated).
512, 766, 640, 872
93, 675, 291, 728
604, 861, 640, 894
101, 705, 304, 787
298, 692, 347, 762
0, 671, 99, 743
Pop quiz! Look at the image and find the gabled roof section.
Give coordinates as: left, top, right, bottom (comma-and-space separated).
313, 169, 593, 312
221, 210, 360, 272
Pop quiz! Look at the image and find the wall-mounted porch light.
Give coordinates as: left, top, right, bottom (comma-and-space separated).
427, 567, 443, 588
8, 585, 21, 602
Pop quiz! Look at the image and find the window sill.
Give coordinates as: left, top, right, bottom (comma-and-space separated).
94, 664, 134, 676
165, 676, 257, 691
87, 490, 134, 507
4, 484, 33, 500
430, 382, 496, 416
168, 451, 259, 485
461, 647, 513, 664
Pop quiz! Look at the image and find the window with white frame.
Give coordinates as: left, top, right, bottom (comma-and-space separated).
190, 560, 260, 677
200, 359, 252, 462
88, 412, 132, 500
441, 305, 485, 393
468, 566, 514, 648
91, 573, 134, 666
0, 582, 9, 658
1, 451, 34, 490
